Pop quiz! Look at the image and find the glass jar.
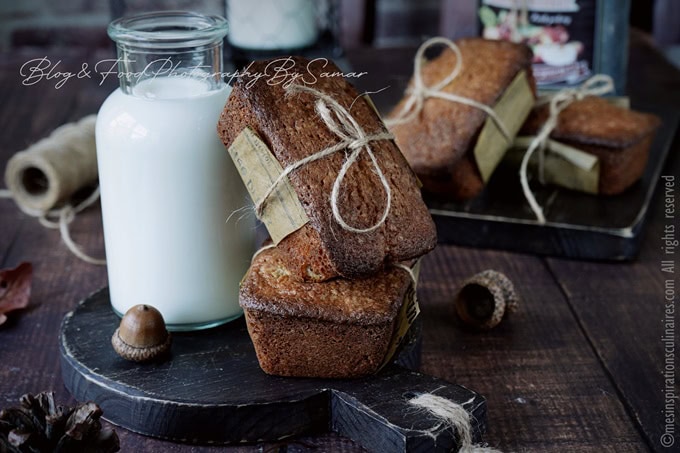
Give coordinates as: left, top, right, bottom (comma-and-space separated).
226, 0, 322, 68
477, 0, 630, 94
96, 11, 255, 331
227, 0, 318, 51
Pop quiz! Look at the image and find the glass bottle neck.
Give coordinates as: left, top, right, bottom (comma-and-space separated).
108, 11, 228, 97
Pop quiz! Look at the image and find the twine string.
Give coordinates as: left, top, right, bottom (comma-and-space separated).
254, 84, 394, 234
55, 188, 105, 265
2, 187, 105, 265
394, 262, 418, 289
250, 242, 277, 263
384, 37, 511, 142
519, 74, 614, 224
409, 393, 502, 453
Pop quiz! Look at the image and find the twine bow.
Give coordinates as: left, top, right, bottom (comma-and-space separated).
254, 84, 394, 234
519, 74, 615, 223
394, 262, 418, 289
385, 37, 511, 142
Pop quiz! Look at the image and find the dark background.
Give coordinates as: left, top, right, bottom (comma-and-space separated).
0, 0, 678, 62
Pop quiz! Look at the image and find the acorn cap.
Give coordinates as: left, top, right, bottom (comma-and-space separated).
111, 305, 171, 362
455, 270, 519, 330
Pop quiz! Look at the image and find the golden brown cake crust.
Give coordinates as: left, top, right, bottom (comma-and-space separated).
520, 97, 661, 195
243, 309, 394, 378
240, 245, 411, 325
388, 38, 535, 199
239, 245, 413, 378
521, 96, 660, 148
218, 57, 436, 281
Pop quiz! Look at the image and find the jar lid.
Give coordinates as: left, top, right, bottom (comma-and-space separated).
108, 11, 228, 50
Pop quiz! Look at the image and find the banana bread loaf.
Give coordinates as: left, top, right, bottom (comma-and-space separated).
240, 245, 414, 378
388, 38, 535, 200
520, 96, 660, 195
218, 57, 436, 282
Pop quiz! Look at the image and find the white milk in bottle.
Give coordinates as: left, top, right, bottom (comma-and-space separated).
96, 12, 255, 330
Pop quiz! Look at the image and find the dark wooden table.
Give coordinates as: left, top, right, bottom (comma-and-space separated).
1, 32, 678, 452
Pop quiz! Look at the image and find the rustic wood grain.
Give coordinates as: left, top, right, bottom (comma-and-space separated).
545, 150, 679, 452
542, 31, 680, 453
415, 246, 647, 452
60, 289, 483, 451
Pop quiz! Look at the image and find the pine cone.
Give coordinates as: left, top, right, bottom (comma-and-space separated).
0, 392, 119, 453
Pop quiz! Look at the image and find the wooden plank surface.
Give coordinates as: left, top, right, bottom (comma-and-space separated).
543, 32, 680, 453
0, 33, 676, 452
544, 196, 675, 453
417, 246, 647, 452
544, 147, 679, 452
59, 289, 487, 451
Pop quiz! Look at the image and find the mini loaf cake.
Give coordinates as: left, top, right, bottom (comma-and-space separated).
218, 57, 436, 282
388, 38, 536, 200
240, 245, 413, 378
520, 96, 661, 195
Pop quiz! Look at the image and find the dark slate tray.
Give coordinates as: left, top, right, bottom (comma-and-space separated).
60, 288, 486, 452
428, 103, 679, 260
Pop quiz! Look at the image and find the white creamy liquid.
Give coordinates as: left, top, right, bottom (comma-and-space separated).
227, 0, 318, 50
96, 77, 255, 328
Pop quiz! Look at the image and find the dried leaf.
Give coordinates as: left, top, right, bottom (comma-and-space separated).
0, 262, 32, 326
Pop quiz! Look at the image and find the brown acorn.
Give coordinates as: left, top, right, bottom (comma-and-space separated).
455, 270, 519, 330
111, 304, 171, 362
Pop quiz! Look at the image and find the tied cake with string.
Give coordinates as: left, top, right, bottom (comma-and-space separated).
518, 83, 660, 194
386, 37, 536, 200
219, 57, 432, 378
511, 74, 661, 224
218, 57, 436, 282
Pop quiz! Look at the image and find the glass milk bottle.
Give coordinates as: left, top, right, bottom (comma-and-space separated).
226, 0, 320, 68
96, 11, 255, 330
227, 0, 318, 50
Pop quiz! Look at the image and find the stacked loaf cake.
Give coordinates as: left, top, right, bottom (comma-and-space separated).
218, 57, 437, 378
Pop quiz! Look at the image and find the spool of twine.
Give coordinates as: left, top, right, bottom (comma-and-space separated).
1, 115, 105, 265
4, 115, 98, 214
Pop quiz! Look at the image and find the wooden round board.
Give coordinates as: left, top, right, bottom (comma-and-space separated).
60, 288, 486, 452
